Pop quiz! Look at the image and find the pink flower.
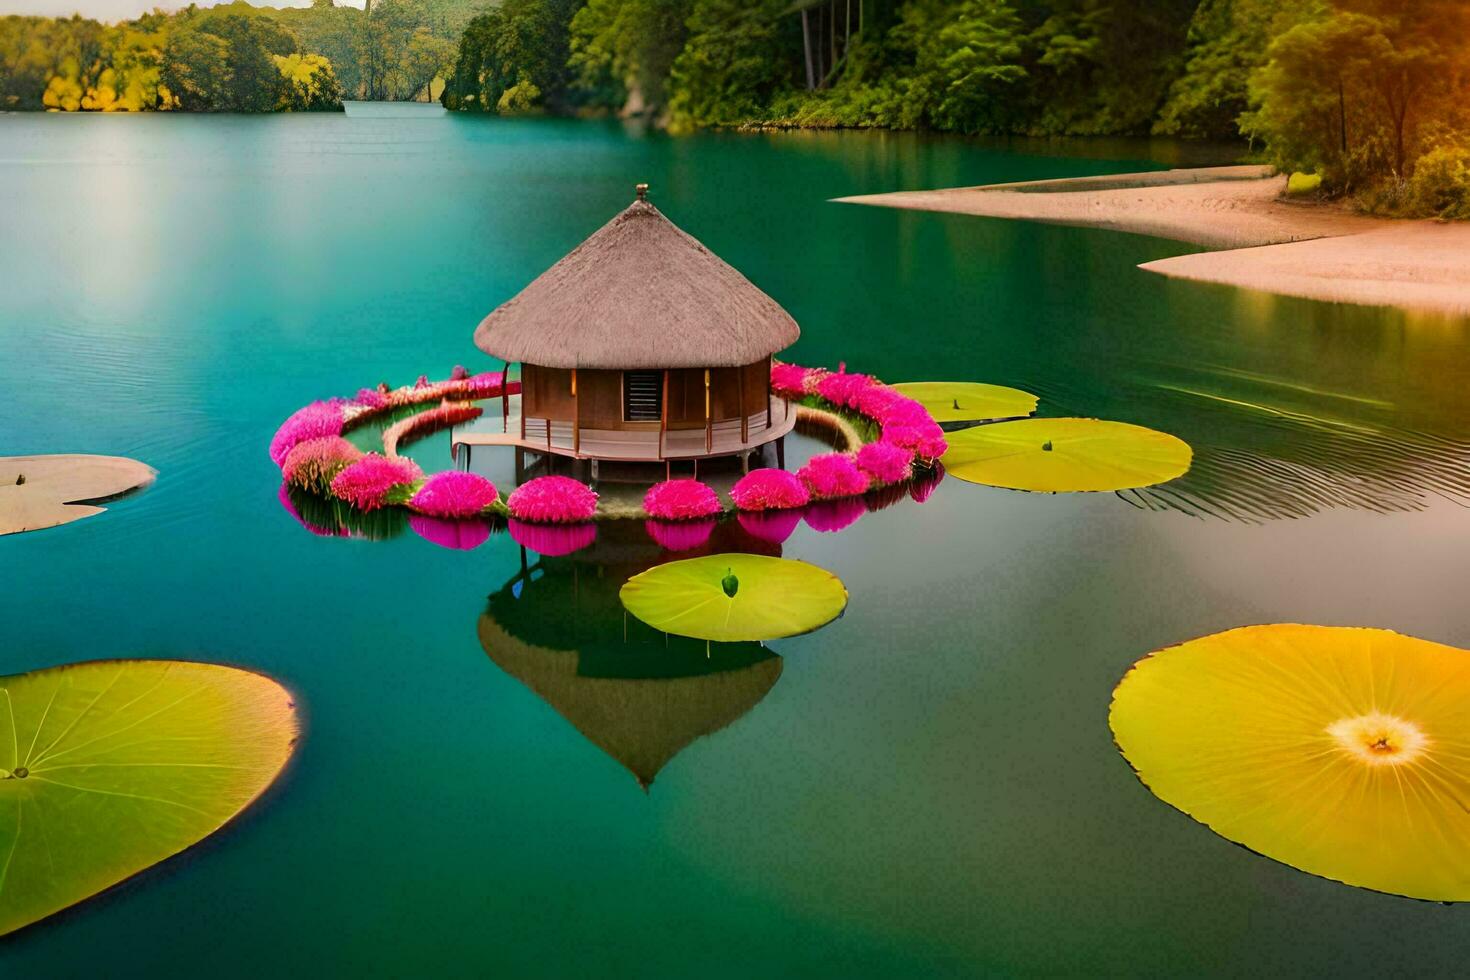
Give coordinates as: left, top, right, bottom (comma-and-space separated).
410, 514, 491, 550
770, 362, 811, 398
354, 388, 390, 410
508, 519, 596, 556
465, 372, 510, 398
269, 400, 345, 467
856, 441, 914, 486
415, 375, 430, 388
736, 508, 802, 544
645, 518, 716, 552
410, 471, 499, 519
643, 479, 722, 520
506, 475, 599, 523
850, 386, 896, 420
730, 468, 811, 511
282, 436, 362, 493
330, 453, 424, 511
815, 372, 876, 410
797, 453, 871, 500
804, 497, 868, 533
881, 422, 948, 461
450, 364, 470, 381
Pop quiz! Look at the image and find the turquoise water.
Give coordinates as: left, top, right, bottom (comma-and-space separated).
4, 103, 1470, 976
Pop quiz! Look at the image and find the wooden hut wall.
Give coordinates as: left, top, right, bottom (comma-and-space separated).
743, 357, 770, 414
524, 364, 575, 420
665, 369, 706, 430
579, 370, 627, 428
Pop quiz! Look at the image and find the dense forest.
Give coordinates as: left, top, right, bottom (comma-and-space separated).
442, 0, 1469, 216
2, 0, 1465, 217
0, 0, 486, 111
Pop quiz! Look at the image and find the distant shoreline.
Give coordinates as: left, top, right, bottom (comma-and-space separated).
835, 167, 1470, 317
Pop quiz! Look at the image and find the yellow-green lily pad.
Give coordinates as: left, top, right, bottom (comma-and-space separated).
890, 382, 1038, 423
941, 417, 1191, 492
620, 554, 848, 642
0, 660, 299, 935
1112, 625, 1470, 902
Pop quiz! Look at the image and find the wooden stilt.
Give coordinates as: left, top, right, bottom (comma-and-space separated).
704, 368, 712, 454
776, 436, 786, 470
572, 368, 580, 456
738, 363, 748, 445
659, 369, 669, 460
502, 362, 510, 431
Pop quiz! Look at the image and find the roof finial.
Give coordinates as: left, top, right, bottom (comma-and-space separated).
635, 182, 649, 202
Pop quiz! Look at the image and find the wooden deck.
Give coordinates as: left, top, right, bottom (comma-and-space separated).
452, 393, 795, 463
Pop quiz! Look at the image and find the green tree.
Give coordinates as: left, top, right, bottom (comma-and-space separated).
274, 51, 346, 109
569, 0, 687, 117
161, 24, 233, 110
1244, 1, 1470, 186
1154, 0, 1314, 139
666, 0, 792, 131
441, 0, 581, 112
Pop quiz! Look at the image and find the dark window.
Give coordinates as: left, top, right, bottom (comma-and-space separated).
624, 371, 662, 421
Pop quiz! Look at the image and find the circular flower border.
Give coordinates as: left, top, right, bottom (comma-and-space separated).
270, 361, 947, 528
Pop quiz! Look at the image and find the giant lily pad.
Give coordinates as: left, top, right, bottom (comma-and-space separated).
0, 660, 299, 935
0, 455, 155, 536
1111, 624, 1470, 902
620, 554, 847, 642
941, 418, 1190, 492
891, 381, 1038, 423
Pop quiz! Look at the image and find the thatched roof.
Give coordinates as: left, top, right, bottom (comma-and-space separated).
475, 193, 800, 370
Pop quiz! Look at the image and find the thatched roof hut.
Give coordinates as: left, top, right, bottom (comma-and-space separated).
459, 187, 801, 470
475, 191, 799, 370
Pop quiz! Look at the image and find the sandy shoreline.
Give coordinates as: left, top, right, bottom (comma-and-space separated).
835, 167, 1470, 316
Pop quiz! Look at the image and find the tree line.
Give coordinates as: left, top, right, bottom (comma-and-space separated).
0, 0, 485, 112
441, 0, 1470, 218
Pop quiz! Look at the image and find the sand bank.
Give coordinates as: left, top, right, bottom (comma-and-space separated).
835, 168, 1470, 316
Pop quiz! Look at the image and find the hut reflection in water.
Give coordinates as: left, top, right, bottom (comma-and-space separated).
479, 522, 787, 790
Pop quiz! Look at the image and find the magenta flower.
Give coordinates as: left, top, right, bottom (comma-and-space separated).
465, 372, 511, 398
269, 400, 346, 467
736, 508, 802, 544
797, 453, 871, 500
856, 441, 914, 486
410, 471, 499, 519
881, 421, 948, 461
330, 453, 424, 511
506, 475, 599, 523
815, 372, 876, 410
770, 362, 811, 398
353, 388, 390, 411
645, 518, 716, 552
508, 518, 597, 556
282, 436, 363, 493
643, 479, 722, 520
450, 364, 470, 381
730, 468, 811, 511
410, 514, 491, 550
804, 496, 868, 533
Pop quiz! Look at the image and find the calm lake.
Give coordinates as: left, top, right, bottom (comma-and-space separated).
4, 102, 1470, 976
